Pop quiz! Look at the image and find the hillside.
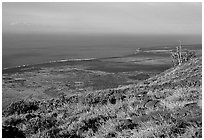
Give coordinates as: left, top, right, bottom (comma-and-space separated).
2, 56, 202, 138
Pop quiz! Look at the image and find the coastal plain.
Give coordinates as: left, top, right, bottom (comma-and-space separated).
2, 45, 201, 110
2, 44, 202, 138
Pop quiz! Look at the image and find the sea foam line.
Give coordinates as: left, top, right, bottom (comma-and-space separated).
3, 57, 97, 70
48, 58, 96, 63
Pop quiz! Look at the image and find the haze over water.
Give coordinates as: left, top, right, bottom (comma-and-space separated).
2, 3, 202, 68
2, 33, 201, 68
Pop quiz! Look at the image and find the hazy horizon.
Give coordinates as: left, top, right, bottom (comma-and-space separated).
3, 2, 202, 35
2, 33, 201, 68
2, 2, 202, 68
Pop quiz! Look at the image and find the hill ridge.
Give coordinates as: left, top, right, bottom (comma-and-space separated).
2, 56, 202, 138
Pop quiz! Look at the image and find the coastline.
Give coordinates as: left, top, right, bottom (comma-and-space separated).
3, 43, 201, 73
2, 57, 99, 74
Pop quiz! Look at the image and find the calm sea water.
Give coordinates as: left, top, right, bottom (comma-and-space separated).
2, 33, 201, 68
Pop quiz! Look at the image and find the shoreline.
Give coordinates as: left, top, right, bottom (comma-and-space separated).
2, 57, 100, 74
3, 44, 201, 74
3, 57, 97, 71
2, 54, 132, 74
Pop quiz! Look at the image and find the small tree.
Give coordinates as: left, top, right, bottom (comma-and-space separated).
170, 41, 196, 66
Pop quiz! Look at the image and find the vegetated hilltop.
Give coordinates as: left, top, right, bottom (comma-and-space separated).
2, 56, 202, 138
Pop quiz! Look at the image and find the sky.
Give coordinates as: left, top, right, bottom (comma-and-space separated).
2, 2, 202, 35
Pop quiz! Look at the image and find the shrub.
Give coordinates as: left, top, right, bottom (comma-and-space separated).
25, 115, 59, 136
4, 100, 39, 116
3, 115, 26, 126
170, 45, 196, 66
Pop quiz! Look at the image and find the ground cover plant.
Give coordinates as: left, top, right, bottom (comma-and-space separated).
2, 56, 202, 138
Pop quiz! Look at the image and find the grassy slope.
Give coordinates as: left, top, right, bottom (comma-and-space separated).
2, 57, 202, 138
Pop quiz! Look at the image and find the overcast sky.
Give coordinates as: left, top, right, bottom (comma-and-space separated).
2, 2, 202, 35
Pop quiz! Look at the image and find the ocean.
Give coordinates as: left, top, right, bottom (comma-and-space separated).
2, 33, 201, 68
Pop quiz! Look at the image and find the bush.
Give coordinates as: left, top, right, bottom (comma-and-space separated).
170, 45, 196, 66
4, 100, 39, 116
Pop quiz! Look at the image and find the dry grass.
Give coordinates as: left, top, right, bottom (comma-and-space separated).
2, 57, 202, 138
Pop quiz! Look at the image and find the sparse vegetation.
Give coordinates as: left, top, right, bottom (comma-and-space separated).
170, 43, 196, 66
2, 57, 202, 138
